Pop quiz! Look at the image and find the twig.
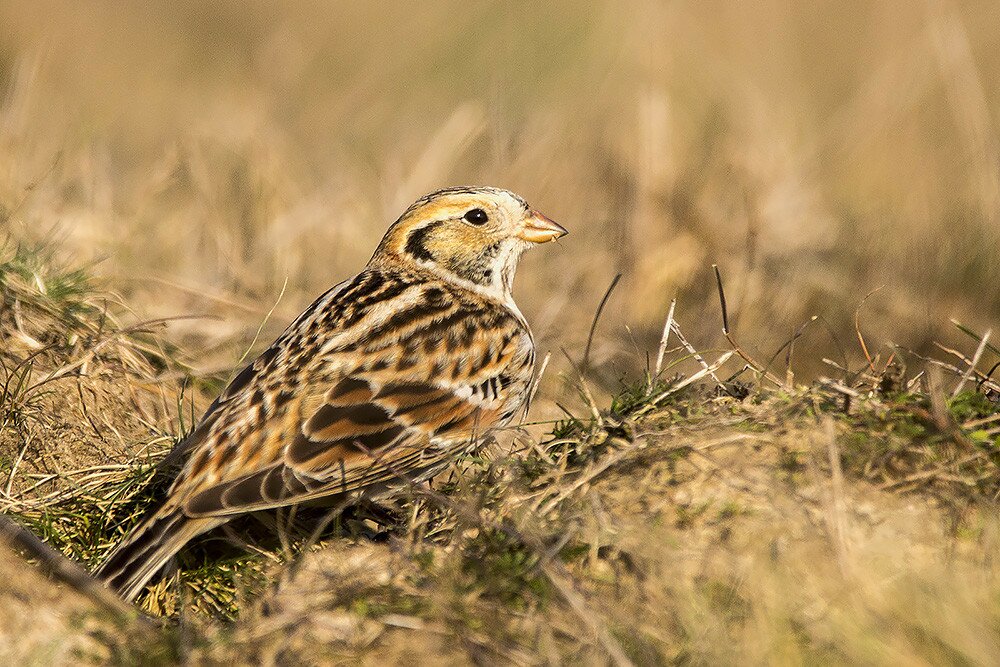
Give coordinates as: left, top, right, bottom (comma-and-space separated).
963, 413, 1000, 430
854, 287, 884, 374
669, 322, 725, 390
582, 273, 621, 374
712, 265, 782, 387
0, 513, 155, 630
894, 346, 1000, 394
818, 377, 862, 398
763, 316, 817, 387
934, 341, 975, 366
906, 370, 925, 391
636, 351, 734, 415
953, 328, 991, 397
653, 298, 677, 379
713, 264, 731, 334
822, 358, 850, 374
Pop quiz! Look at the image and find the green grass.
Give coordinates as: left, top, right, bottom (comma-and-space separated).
0, 240, 97, 328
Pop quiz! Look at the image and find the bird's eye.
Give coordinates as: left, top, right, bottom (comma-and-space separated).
463, 208, 489, 225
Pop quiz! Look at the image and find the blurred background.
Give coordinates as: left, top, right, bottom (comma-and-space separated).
2, 0, 999, 402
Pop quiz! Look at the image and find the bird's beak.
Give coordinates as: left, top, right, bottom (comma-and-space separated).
518, 210, 568, 244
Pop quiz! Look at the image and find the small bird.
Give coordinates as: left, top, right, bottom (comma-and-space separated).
95, 186, 566, 601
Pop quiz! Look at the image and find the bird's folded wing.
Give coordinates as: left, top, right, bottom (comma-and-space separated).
181, 373, 500, 518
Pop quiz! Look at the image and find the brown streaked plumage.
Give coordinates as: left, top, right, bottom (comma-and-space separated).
95, 186, 566, 601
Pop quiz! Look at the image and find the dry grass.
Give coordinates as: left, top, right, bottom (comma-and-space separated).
3, 1, 1000, 664
3, 2, 1000, 391
3, 236, 1000, 664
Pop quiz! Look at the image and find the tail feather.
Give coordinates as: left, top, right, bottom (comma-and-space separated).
95, 510, 222, 602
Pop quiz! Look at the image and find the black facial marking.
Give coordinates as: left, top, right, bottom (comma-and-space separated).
405, 222, 440, 262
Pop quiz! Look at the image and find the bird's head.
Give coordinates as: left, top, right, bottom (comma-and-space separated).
372, 186, 566, 297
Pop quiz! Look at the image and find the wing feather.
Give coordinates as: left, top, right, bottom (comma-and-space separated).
182, 373, 493, 517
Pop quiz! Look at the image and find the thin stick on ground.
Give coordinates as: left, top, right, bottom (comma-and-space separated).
953, 328, 991, 397
896, 346, 1000, 394
669, 321, 726, 390
712, 264, 782, 387
638, 351, 734, 415
582, 273, 621, 374
935, 341, 977, 367
653, 298, 676, 379
0, 512, 155, 630
854, 287, 884, 374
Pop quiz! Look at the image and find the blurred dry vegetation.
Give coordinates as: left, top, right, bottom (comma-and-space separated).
3, 1, 1000, 664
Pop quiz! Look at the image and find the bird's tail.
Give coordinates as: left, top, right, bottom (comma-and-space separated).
94, 509, 223, 602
